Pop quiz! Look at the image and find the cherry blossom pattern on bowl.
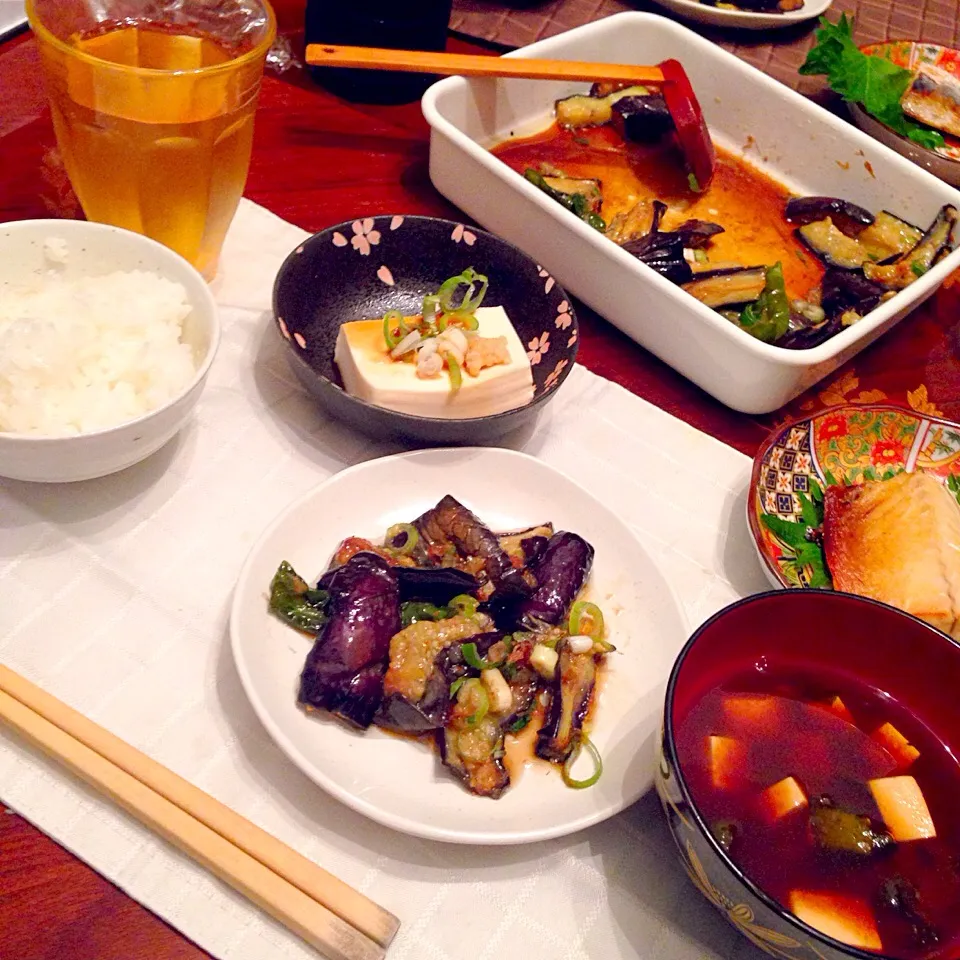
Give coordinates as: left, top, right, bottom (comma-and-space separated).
272, 214, 579, 445
747, 404, 960, 590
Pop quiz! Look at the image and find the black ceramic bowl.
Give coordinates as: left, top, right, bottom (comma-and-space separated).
656, 590, 960, 960
272, 215, 579, 444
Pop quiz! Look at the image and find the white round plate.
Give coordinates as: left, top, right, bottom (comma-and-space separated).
649, 0, 831, 30
230, 447, 688, 844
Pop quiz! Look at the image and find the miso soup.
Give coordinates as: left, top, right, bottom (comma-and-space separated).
676, 667, 960, 959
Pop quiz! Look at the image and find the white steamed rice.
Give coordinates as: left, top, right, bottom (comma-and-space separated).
0, 249, 198, 437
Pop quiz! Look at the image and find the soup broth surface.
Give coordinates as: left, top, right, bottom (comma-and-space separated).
676, 666, 960, 959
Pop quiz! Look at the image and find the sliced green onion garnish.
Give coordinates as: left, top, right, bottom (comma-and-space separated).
449, 676, 468, 699
437, 270, 470, 311
436, 313, 448, 333
461, 641, 502, 670
385, 522, 419, 555
447, 309, 479, 331
422, 293, 441, 324
437, 268, 489, 314
383, 314, 398, 349
447, 355, 463, 393
400, 601, 448, 627
457, 677, 489, 726
449, 594, 478, 617
460, 269, 488, 313
568, 601, 604, 640
507, 710, 532, 733
562, 734, 603, 789
382, 309, 406, 349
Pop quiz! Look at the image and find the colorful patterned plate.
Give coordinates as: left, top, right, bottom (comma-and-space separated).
849, 42, 960, 186
748, 404, 960, 589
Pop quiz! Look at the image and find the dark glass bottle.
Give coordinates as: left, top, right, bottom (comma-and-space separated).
305, 0, 453, 104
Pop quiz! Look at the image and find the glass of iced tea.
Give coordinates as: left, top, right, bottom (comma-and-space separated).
27, 0, 277, 280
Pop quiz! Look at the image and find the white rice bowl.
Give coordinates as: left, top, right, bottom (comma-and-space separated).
0, 219, 218, 483
0, 266, 198, 436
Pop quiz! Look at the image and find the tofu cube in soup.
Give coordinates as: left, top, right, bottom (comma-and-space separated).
822, 695, 854, 724
871, 722, 920, 771
869, 776, 936, 841
721, 693, 782, 734
788, 891, 882, 951
760, 776, 808, 822
708, 735, 746, 791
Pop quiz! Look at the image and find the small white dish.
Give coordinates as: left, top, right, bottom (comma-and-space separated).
0, 219, 219, 483
230, 447, 688, 845
649, 0, 831, 31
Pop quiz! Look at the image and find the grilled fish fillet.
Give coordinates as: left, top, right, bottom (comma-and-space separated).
823, 472, 960, 638
900, 64, 960, 139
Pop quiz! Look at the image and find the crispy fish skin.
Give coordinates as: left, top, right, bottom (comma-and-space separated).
901, 65, 960, 139
823, 472, 960, 638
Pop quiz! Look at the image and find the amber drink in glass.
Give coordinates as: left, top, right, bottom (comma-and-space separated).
28, 0, 276, 280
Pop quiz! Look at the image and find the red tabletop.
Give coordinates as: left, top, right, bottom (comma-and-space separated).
1, 24, 960, 959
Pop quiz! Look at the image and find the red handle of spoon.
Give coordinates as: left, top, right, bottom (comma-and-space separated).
659, 59, 716, 191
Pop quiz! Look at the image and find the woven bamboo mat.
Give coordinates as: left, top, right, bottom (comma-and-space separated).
450, 0, 959, 92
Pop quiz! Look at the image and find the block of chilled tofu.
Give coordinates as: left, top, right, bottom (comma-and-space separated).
789, 890, 882, 950
334, 306, 535, 420
871, 722, 920, 771
869, 775, 936, 841
760, 776, 808, 821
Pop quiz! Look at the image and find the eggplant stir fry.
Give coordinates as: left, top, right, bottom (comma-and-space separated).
268, 495, 613, 799
521, 83, 958, 350
699, 0, 803, 11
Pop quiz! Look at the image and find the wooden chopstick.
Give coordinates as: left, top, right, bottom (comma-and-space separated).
305, 44, 666, 86
0, 664, 400, 959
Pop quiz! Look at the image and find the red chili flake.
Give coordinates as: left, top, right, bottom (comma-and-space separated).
334, 537, 394, 565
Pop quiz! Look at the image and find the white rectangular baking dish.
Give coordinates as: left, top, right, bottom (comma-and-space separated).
422, 12, 960, 414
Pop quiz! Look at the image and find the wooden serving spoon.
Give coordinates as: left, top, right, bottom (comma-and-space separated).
305, 44, 716, 189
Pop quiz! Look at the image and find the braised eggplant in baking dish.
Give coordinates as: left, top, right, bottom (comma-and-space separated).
490, 85, 958, 350
268, 496, 612, 798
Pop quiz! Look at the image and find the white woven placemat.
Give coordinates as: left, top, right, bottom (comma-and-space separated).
0, 199, 770, 960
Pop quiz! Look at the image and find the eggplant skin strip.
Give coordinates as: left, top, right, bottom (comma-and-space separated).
440, 716, 510, 799
515, 532, 595, 626
298, 552, 400, 729
415, 495, 530, 594
536, 648, 597, 763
